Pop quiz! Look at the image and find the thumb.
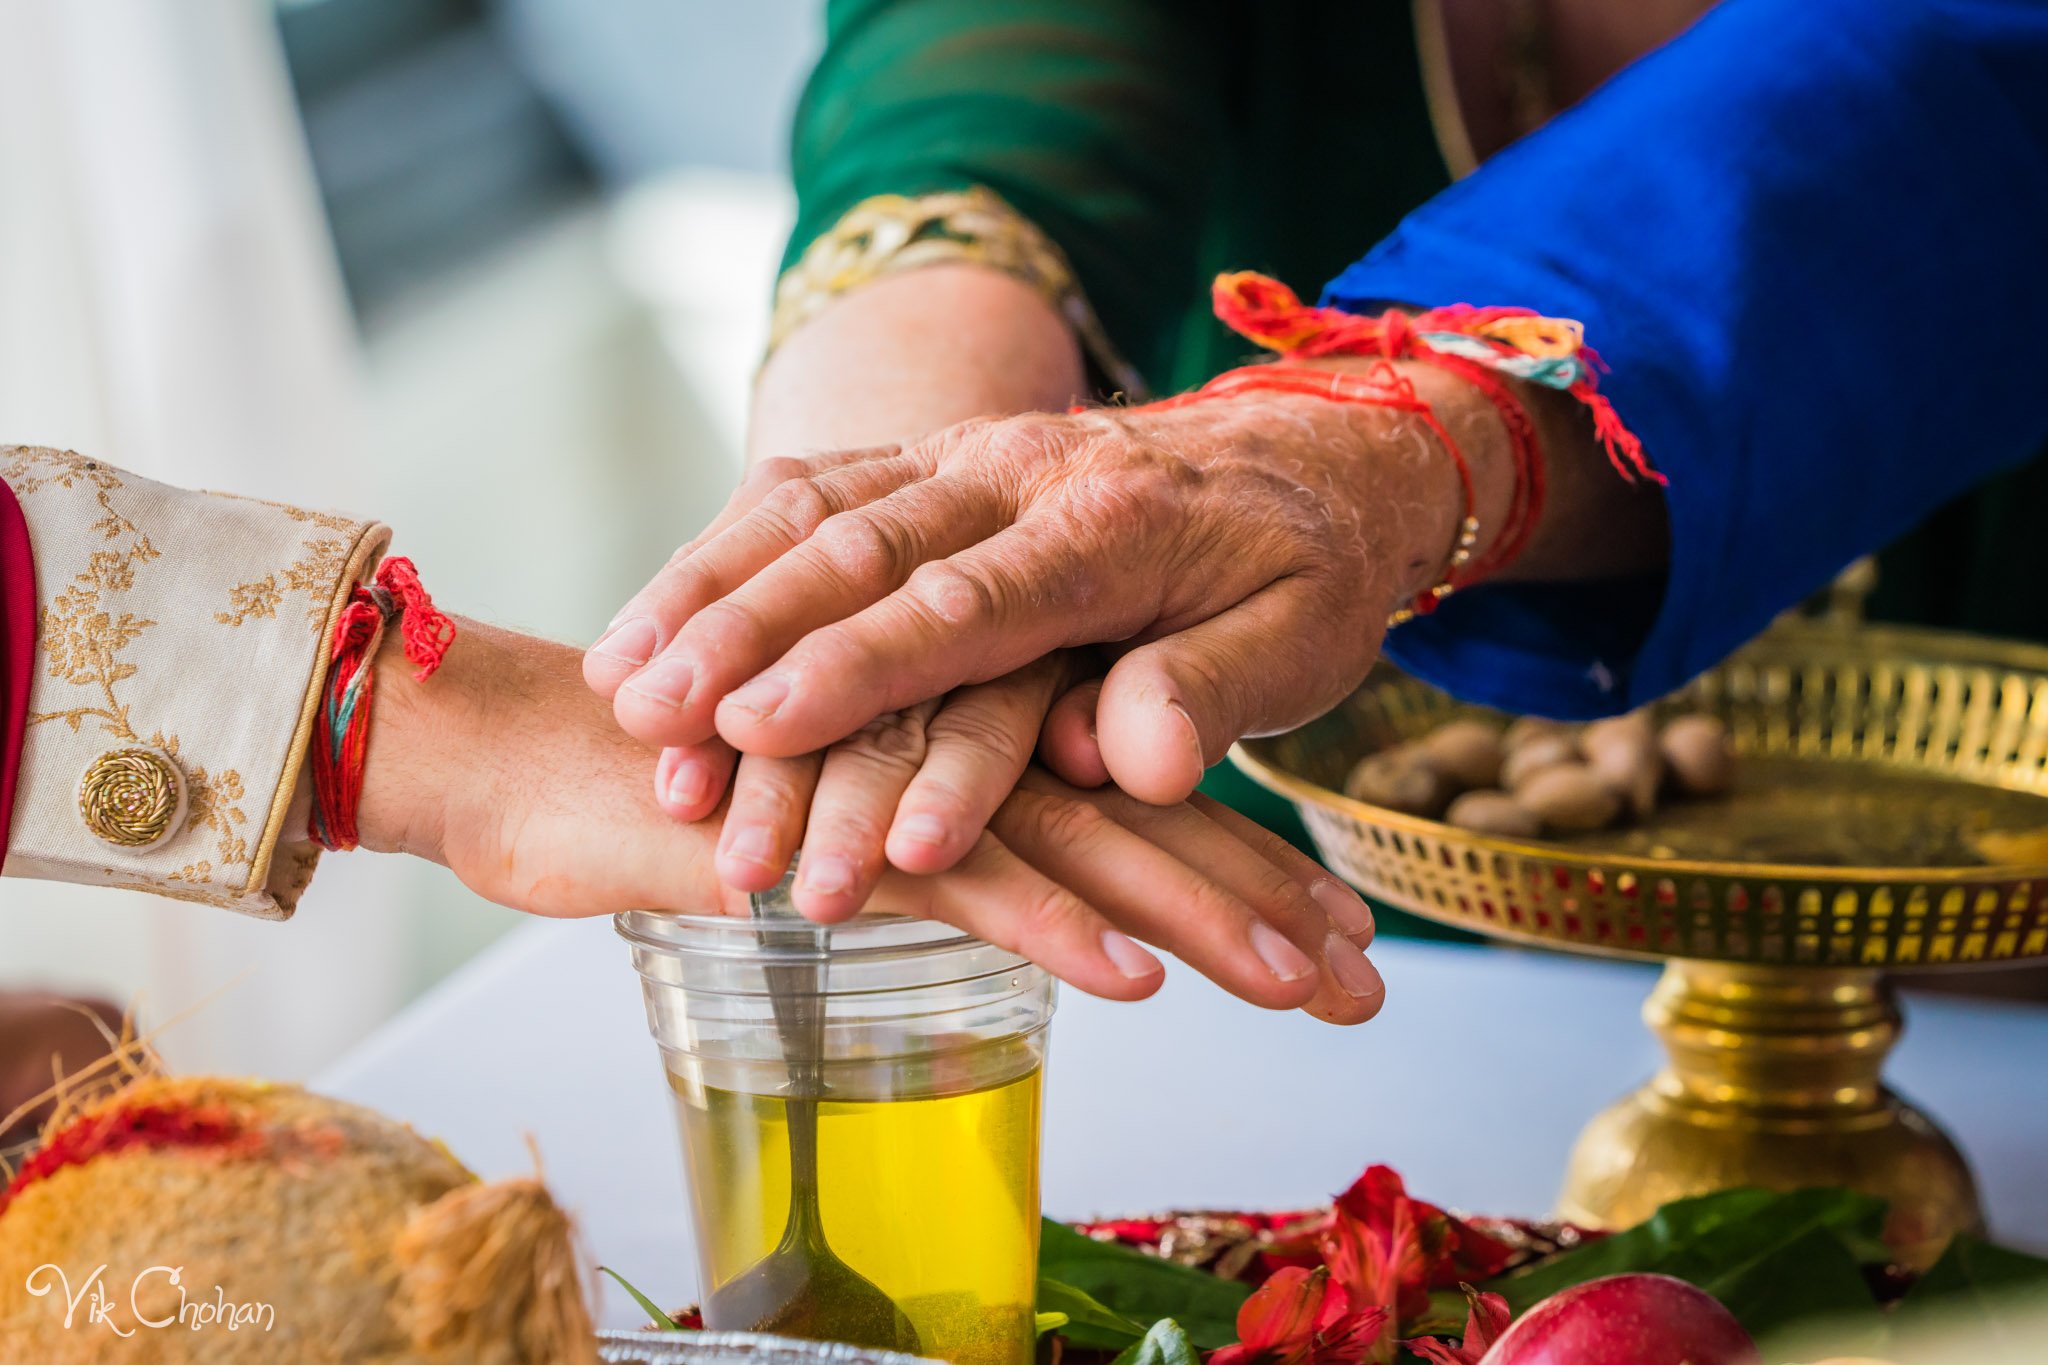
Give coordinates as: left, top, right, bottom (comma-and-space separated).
1095, 582, 1377, 804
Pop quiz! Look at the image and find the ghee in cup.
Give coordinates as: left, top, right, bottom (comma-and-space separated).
619, 899, 1054, 1365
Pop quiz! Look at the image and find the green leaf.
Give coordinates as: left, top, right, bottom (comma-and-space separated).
1484, 1188, 1887, 1338
1037, 1277, 1150, 1348
599, 1265, 683, 1332
1708, 1226, 1886, 1346
1035, 1312, 1071, 1337
1108, 1319, 1204, 1365
1039, 1220, 1249, 1349
1895, 1236, 2048, 1331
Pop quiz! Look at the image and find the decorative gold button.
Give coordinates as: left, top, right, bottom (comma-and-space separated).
78, 747, 187, 852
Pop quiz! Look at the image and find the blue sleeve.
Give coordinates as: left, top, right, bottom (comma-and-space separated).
1325, 0, 2048, 719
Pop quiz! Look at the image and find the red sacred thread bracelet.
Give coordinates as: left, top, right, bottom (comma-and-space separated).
310, 557, 456, 851
1209, 272, 1659, 486
1117, 273, 1657, 626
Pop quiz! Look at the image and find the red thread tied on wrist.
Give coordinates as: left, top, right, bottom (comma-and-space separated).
310, 556, 455, 851
1209, 272, 1659, 488
1121, 272, 1658, 625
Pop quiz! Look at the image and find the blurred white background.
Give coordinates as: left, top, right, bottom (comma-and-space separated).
0, 0, 819, 1078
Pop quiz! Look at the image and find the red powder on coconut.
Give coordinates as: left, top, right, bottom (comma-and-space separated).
0, 1100, 267, 1217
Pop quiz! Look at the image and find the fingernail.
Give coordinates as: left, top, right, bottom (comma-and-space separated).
622, 656, 694, 707
1324, 930, 1385, 999
724, 825, 776, 868
896, 813, 948, 847
590, 616, 658, 667
1250, 921, 1315, 982
724, 674, 791, 721
799, 854, 857, 895
1311, 878, 1375, 942
1101, 930, 1163, 980
666, 758, 711, 809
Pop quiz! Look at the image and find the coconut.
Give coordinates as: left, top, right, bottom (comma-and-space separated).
0, 1074, 595, 1364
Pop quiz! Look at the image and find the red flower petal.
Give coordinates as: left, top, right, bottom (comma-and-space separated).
1235, 1267, 1334, 1353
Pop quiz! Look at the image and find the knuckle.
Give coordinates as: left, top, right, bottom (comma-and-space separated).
686, 597, 768, 657
648, 558, 718, 614
929, 698, 1034, 768
845, 708, 929, 766
1029, 793, 1111, 854
1015, 882, 1088, 945
906, 559, 1000, 629
812, 511, 905, 585
807, 809, 889, 859
759, 476, 835, 539
752, 456, 810, 489
732, 772, 802, 822
1250, 872, 1321, 936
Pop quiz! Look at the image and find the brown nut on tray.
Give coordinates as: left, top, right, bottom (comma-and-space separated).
1414, 718, 1505, 790
1344, 749, 1453, 816
1516, 763, 1623, 832
1445, 790, 1543, 838
1502, 716, 1572, 753
1660, 714, 1736, 796
1502, 733, 1582, 792
1584, 712, 1663, 820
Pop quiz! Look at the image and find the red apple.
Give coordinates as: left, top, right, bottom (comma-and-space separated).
1480, 1273, 1760, 1365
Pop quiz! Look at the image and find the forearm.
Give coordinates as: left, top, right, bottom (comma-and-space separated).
748, 264, 1087, 461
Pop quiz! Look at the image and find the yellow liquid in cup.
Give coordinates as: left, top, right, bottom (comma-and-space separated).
673, 1063, 1043, 1365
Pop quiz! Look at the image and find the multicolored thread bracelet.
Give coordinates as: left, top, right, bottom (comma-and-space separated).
1128, 272, 1660, 629
309, 557, 456, 851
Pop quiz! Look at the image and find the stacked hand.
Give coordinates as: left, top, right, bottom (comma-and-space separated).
569, 377, 1495, 1022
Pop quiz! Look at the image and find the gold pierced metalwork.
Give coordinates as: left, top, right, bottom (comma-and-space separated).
78, 747, 185, 850
768, 187, 1148, 399
1232, 620, 2048, 1265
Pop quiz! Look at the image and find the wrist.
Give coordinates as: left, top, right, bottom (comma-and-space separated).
750, 264, 1087, 457
1115, 367, 1512, 618
354, 614, 492, 862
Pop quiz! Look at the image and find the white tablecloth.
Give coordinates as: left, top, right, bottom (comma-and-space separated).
317, 919, 2048, 1329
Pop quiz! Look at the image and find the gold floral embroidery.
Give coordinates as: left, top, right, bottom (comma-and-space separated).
180, 760, 250, 879
10, 448, 253, 886
23, 458, 160, 741
0, 446, 121, 497
216, 505, 362, 630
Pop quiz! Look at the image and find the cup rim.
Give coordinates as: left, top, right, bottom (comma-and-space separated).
613, 908, 1021, 969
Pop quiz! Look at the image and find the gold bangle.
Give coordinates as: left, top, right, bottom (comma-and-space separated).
767, 187, 1148, 400
1386, 514, 1480, 629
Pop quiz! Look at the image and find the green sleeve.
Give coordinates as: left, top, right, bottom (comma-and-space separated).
785, 0, 1227, 390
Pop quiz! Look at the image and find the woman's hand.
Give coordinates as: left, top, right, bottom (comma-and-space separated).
588, 363, 1503, 805
363, 619, 1383, 1021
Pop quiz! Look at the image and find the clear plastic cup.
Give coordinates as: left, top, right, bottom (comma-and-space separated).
618, 893, 1055, 1365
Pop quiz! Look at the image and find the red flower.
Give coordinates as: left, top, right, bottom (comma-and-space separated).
1209, 1267, 1388, 1365
1402, 1286, 1512, 1365
1314, 1166, 1519, 1327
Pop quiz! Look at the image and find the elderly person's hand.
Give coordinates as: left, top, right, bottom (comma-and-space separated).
372, 618, 1384, 1022
589, 356, 1661, 812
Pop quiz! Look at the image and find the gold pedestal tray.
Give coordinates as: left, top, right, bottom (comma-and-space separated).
1232, 622, 2048, 1268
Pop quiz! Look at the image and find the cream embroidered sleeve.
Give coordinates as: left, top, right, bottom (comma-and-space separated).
1, 446, 390, 919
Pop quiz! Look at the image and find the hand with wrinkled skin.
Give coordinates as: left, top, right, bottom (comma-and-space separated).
589, 451, 1118, 889
590, 360, 1498, 806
